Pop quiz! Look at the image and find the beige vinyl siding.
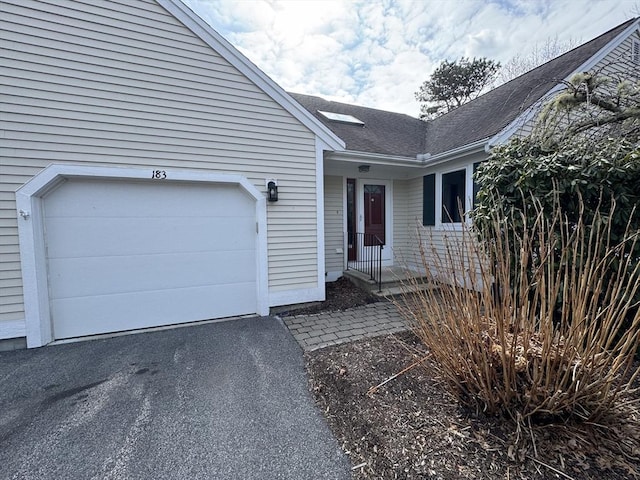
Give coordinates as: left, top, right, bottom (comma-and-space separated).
0, 184, 23, 320
392, 180, 409, 264
405, 176, 431, 270
403, 153, 485, 275
0, 0, 321, 325
412, 226, 468, 281
323, 176, 344, 279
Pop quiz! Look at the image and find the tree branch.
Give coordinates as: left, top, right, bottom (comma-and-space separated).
572, 92, 623, 113
569, 107, 640, 135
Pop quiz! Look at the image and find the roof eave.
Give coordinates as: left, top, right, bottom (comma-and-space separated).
419, 138, 489, 168
157, 0, 346, 151
327, 149, 424, 167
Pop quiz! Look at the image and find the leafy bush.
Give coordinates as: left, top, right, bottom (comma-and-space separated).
474, 136, 640, 248
398, 61, 640, 439
474, 65, 640, 331
396, 197, 640, 424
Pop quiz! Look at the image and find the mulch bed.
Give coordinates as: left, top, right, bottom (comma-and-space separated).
303, 278, 640, 479
283, 276, 383, 316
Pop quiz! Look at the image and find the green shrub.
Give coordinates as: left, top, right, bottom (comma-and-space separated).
474, 136, 640, 246
474, 136, 640, 332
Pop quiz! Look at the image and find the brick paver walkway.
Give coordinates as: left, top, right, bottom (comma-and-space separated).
282, 301, 408, 351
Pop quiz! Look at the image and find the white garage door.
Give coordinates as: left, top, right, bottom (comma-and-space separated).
43, 178, 257, 340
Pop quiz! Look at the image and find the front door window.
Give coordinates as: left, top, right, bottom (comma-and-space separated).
364, 184, 385, 245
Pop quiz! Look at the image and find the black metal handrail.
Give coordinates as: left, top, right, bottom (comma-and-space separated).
347, 232, 384, 292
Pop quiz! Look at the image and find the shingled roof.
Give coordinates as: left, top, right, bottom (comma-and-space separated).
288, 92, 427, 157
424, 17, 638, 155
290, 18, 637, 159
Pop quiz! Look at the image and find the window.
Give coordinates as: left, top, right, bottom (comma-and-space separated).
423, 166, 474, 227
441, 169, 466, 223
317, 110, 365, 125
633, 39, 640, 64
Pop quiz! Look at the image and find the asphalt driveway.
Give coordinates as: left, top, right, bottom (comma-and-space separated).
0, 317, 351, 479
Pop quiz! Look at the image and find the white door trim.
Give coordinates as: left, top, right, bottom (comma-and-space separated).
356, 179, 393, 263
16, 164, 268, 348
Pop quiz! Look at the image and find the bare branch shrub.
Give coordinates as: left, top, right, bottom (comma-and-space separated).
499, 36, 580, 84
395, 196, 640, 426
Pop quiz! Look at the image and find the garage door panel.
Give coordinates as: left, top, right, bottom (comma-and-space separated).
48, 250, 256, 298
51, 282, 257, 339
45, 216, 256, 258
45, 181, 254, 219
43, 178, 259, 341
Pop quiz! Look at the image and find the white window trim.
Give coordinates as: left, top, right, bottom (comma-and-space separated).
435, 164, 474, 231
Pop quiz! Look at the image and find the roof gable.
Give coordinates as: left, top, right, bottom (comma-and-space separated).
289, 93, 427, 157
425, 17, 639, 156
157, 0, 345, 151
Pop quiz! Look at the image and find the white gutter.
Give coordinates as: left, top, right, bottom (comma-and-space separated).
328, 149, 425, 167
417, 138, 489, 168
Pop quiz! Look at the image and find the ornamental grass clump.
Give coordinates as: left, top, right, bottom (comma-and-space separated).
396, 197, 640, 425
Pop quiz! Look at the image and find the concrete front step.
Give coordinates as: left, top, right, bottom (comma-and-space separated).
343, 268, 434, 297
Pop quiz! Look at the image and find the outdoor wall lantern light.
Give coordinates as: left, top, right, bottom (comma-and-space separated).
267, 180, 278, 202
358, 164, 370, 173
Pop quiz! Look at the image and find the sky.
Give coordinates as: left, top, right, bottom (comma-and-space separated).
183, 0, 638, 118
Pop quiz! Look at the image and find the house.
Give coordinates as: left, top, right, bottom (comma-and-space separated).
0, 1, 638, 349
293, 16, 640, 275
288, 93, 428, 282
0, 0, 346, 349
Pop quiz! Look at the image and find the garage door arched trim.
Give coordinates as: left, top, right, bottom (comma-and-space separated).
16, 164, 269, 348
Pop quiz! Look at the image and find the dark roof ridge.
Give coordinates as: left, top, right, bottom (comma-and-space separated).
422, 17, 638, 155
500, 17, 638, 89
289, 17, 638, 159
428, 17, 639, 125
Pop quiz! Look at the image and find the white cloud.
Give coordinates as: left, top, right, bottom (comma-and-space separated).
183, 0, 636, 117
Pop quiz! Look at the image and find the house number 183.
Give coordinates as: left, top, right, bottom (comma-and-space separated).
151, 170, 167, 179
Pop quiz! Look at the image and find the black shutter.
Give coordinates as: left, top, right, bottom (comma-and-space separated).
423, 174, 436, 226
472, 162, 481, 208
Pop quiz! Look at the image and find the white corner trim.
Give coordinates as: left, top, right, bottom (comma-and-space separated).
16, 164, 269, 347
16, 184, 50, 348
325, 271, 343, 282
315, 139, 327, 302
268, 287, 325, 307
158, 0, 345, 152
342, 177, 348, 271
488, 19, 640, 148
0, 320, 26, 340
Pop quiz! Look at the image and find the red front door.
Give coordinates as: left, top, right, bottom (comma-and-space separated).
364, 184, 385, 245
